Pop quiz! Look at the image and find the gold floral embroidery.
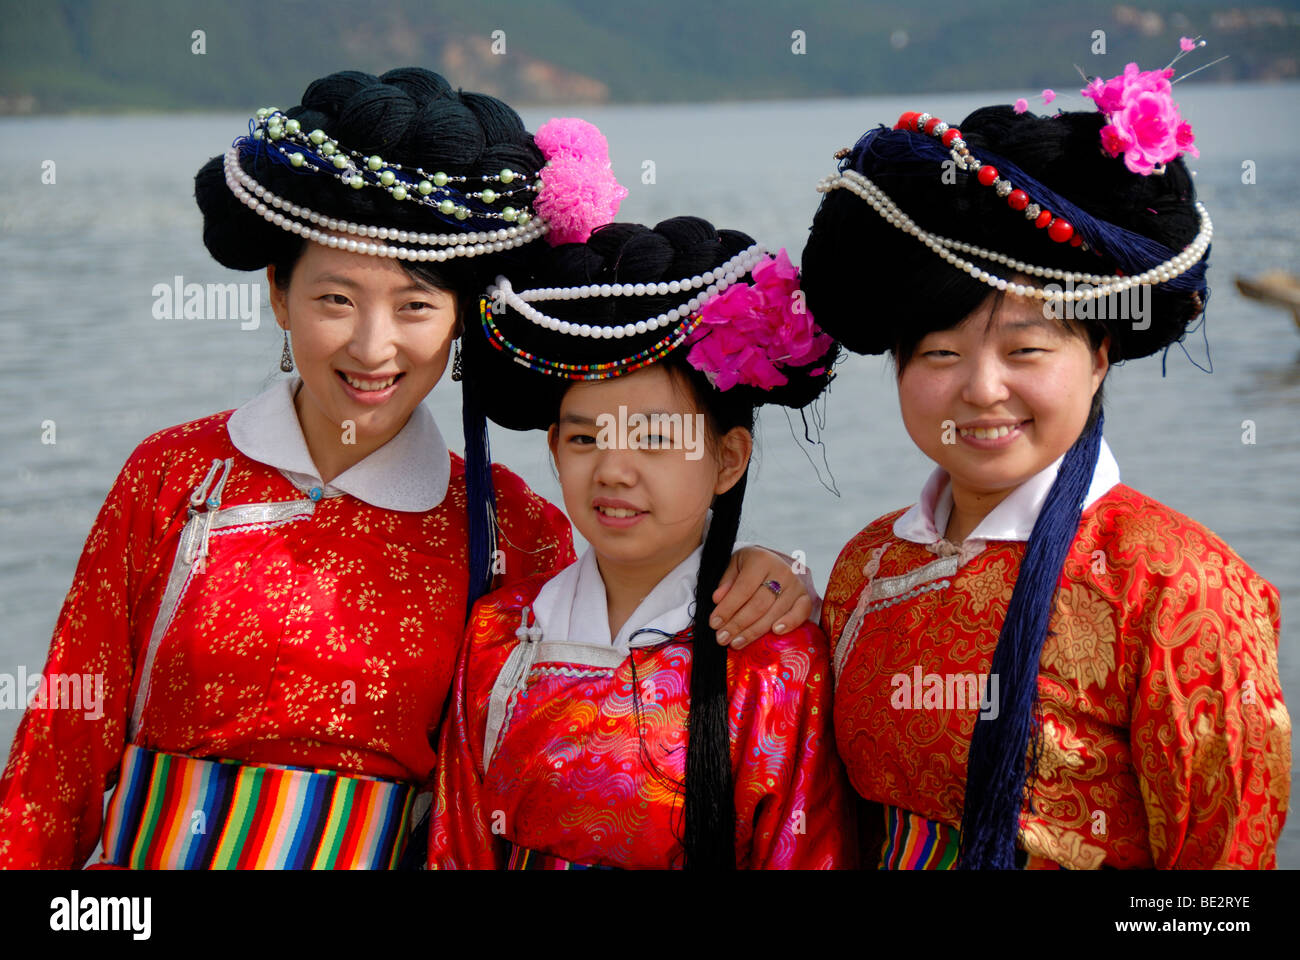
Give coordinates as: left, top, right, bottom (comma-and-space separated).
963, 557, 1014, 614
325, 625, 350, 653
1188, 710, 1230, 797
1042, 584, 1118, 691
1263, 703, 1292, 811
1020, 818, 1108, 870
1035, 716, 1086, 775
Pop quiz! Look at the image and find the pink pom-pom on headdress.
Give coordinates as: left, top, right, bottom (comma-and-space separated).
534, 118, 628, 246
535, 117, 612, 162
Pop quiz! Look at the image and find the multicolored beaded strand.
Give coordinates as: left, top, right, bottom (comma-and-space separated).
479, 298, 705, 381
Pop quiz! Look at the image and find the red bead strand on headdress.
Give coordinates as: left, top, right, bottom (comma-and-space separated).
893, 111, 1079, 248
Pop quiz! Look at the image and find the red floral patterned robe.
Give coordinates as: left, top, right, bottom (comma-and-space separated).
0, 391, 574, 868
822, 483, 1289, 869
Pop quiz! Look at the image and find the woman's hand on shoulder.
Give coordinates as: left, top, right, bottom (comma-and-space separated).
711, 546, 816, 650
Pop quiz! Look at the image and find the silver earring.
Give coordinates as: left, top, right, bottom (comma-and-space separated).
280, 331, 294, 373
451, 339, 463, 381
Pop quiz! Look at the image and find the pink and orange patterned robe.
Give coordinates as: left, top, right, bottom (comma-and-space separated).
429, 574, 857, 869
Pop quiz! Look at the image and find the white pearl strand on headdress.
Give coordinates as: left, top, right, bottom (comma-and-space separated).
816, 167, 1213, 300
488, 243, 769, 339
223, 146, 549, 260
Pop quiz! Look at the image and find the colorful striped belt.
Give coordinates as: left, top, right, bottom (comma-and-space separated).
879, 804, 962, 869
879, 804, 1068, 870
99, 744, 417, 870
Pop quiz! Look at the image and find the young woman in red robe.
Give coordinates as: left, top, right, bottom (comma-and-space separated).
429, 218, 856, 868
801, 61, 1289, 869
0, 71, 813, 870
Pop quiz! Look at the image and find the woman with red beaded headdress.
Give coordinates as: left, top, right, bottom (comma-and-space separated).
803, 52, 1288, 869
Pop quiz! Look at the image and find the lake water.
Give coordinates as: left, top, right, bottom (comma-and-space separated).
1, 85, 1297, 866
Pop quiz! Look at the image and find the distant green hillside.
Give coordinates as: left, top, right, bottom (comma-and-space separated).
1, 0, 1297, 113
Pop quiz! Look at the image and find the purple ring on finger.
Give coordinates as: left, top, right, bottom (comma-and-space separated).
762, 579, 783, 597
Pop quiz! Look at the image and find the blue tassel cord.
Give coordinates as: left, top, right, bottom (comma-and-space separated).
957, 412, 1105, 869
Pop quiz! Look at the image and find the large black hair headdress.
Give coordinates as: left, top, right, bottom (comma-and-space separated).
467, 217, 839, 433
803, 57, 1213, 364
195, 69, 626, 277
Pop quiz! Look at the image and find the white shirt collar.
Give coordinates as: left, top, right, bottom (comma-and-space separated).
893, 437, 1120, 546
531, 543, 702, 654
226, 376, 451, 512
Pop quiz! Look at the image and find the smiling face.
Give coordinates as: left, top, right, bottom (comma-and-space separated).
268, 241, 459, 470
897, 291, 1109, 512
548, 364, 751, 582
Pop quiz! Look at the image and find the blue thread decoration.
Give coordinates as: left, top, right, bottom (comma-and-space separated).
461, 366, 499, 616
957, 411, 1105, 869
308, 487, 323, 501
1162, 281, 1215, 375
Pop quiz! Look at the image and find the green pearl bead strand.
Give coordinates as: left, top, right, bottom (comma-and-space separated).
248, 108, 540, 228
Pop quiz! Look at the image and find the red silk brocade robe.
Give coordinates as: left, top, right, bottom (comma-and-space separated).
0, 389, 574, 868
429, 559, 857, 869
822, 483, 1289, 869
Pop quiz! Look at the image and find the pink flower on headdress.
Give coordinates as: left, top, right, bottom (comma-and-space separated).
1082, 69, 1130, 114
1082, 62, 1197, 175
1099, 124, 1132, 157
1180, 36, 1197, 52
1013, 98, 1029, 114
685, 249, 834, 392
533, 118, 628, 246
1175, 121, 1199, 158
1042, 88, 1056, 105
